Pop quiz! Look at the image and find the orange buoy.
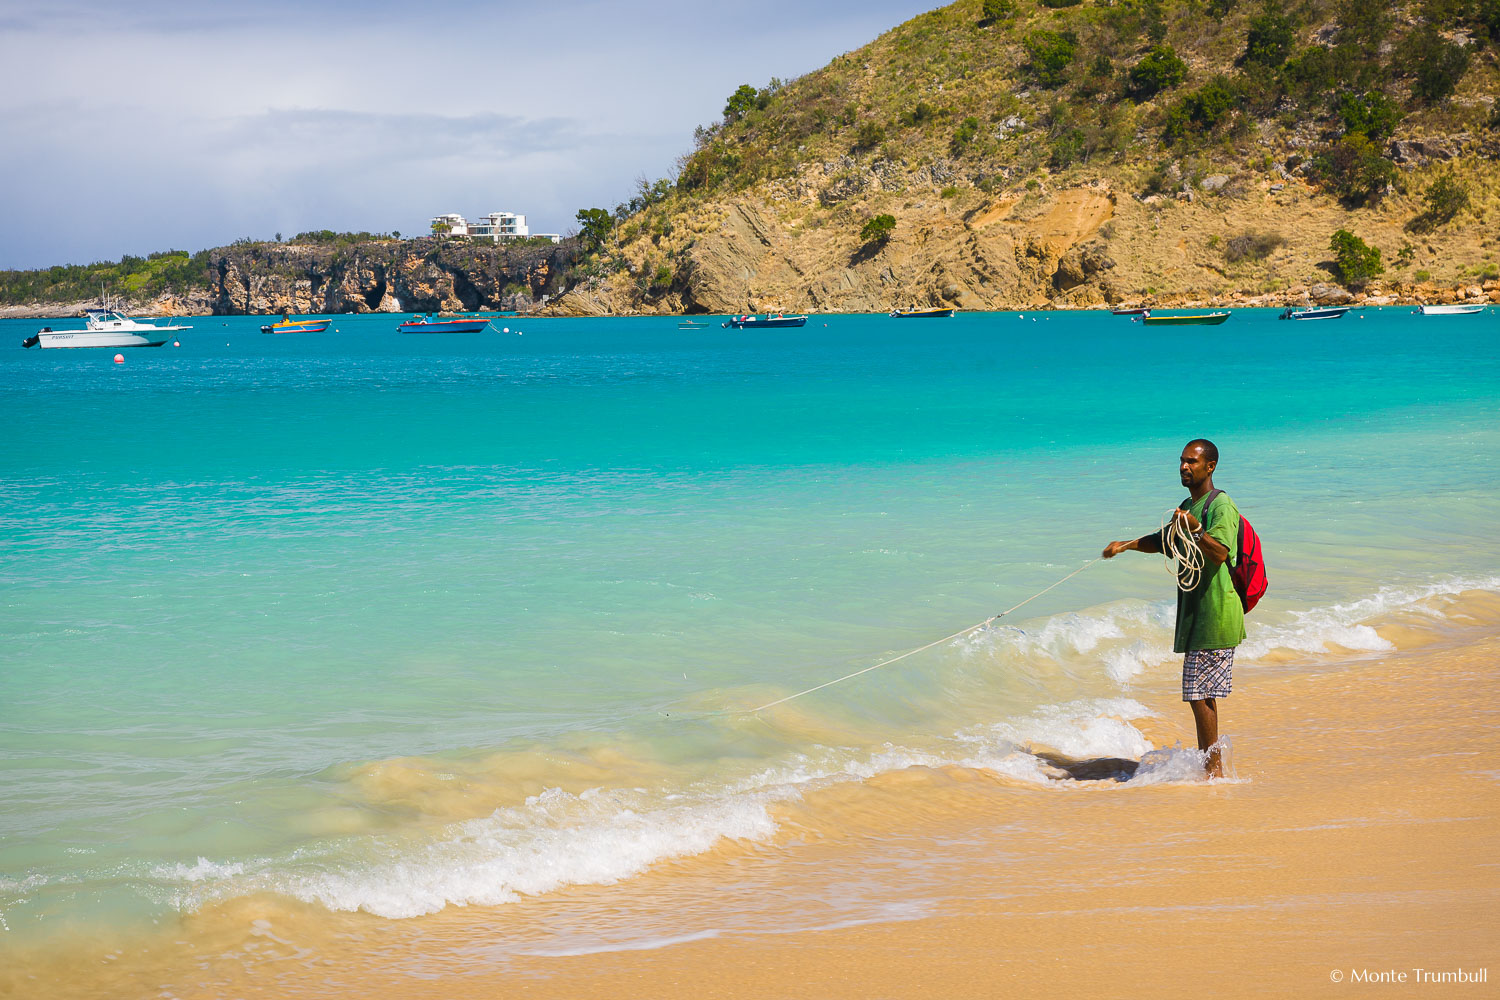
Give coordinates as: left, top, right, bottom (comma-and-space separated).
113, 354, 124, 364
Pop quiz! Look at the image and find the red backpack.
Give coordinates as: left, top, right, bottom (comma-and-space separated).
1192, 488, 1268, 613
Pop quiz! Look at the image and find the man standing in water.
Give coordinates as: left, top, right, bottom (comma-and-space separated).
1101, 440, 1245, 778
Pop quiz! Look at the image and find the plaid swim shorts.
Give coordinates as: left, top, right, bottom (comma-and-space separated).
1182, 647, 1234, 701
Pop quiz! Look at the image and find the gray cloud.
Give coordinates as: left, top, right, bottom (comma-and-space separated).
0, 0, 939, 267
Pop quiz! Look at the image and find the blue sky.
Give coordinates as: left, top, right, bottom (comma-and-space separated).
0, 0, 938, 269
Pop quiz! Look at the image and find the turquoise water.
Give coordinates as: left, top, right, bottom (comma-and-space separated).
2, 308, 1498, 936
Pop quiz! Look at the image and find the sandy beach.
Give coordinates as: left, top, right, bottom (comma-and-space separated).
11, 590, 1496, 998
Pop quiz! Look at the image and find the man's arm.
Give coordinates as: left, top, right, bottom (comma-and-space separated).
1102, 532, 1163, 558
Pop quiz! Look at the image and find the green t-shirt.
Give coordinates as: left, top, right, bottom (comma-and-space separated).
1167, 491, 1247, 653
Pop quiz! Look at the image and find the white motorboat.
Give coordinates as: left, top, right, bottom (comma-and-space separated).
22, 309, 191, 349
1280, 306, 1350, 320
1417, 304, 1484, 316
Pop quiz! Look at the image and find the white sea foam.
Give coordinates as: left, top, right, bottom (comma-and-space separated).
147, 576, 1497, 921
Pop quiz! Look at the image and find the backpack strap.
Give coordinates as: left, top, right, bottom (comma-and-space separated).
1199, 488, 1221, 531
1181, 488, 1221, 530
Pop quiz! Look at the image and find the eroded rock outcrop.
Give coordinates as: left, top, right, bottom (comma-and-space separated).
207, 238, 576, 315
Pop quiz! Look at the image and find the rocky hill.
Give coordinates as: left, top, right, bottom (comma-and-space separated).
547, 0, 1500, 314
0, 238, 577, 318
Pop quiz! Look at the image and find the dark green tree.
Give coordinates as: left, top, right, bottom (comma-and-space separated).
1329, 228, 1383, 285
723, 84, 761, 123
853, 121, 886, 150
575, 208, 614, 252
1313, 134, 1397, 205
1336, 91, 1402, 140
859, 214, 896, 244
1409, 174, 1471, 231
1024, 30, 1078, 88
980, 0, 1016, 23
1244, 2, 1296, 67
1399, 25, 1470, 103
1127, 44, 1188, 98
1164, 76, 1241, 139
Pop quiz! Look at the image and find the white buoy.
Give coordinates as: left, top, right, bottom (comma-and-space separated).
173, 341, 180, 347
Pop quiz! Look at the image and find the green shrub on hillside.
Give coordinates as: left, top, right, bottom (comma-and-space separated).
1329, 228, 1383, 285
1225, 232, 1285, 262
1338, 0, 1392, 52
1408, 174, 1471, 231
1398, 25, 1470, 103
1127, 44, 1187, 99
1244, 2, 1297, 67
952, 116, 981, 149
1024, 30, 1078, 89
1336, 91, 1402, 140
859, 214, 896, 244
1142, 0, 1169, 43
1050, 129, 1087, 168
853, 121, 886, 150
1280, 44, 1362, 101
1165, 77, 1242, 140
1312, 133, 1397, 205
899, 101, 940, 127
980, 0, 1016, 21
575, 208, 614, 252
724, 84, 761, 123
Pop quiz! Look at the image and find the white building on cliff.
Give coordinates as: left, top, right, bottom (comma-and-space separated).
429, 211, 560, 243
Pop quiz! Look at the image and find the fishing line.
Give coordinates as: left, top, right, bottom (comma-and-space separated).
742, 557, 1101, 715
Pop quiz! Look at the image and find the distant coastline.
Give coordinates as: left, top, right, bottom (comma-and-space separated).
1, 274, 1493, 320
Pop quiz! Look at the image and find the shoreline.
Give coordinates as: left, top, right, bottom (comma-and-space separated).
9, 591, 1498, 998
1, 294, 1495, 321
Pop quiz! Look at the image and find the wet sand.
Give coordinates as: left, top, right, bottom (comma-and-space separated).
12, 596, 1500, 998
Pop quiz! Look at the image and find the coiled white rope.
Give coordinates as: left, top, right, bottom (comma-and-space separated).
1161, 507, 1205, 592
743, 557, 1100, 714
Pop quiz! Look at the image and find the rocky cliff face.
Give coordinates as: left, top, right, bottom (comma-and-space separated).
546, 148, 1500, 317
207, 238, 576, 315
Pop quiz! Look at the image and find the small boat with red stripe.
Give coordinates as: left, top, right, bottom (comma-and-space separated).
397, 314, 492, 333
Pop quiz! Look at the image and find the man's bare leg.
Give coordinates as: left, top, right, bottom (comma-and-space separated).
1189, 697, 1222, 778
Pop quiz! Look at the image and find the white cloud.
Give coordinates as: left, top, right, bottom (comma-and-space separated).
0, 0, 938, 267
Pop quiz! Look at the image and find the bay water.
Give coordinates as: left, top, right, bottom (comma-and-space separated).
2, 308, 1497, 950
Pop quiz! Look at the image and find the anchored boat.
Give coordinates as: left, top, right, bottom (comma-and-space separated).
1140, 311, 1231, 326
397, 315, 491, 333
22, 308, 191, 349
1417, 304, 1484, 316
1280, 306, 1350, 320
890, 307, 955, 318
722, 313, 808, 329
261, 315, 331, 334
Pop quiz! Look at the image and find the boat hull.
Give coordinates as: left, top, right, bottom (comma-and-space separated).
890, 308, 955, 318
33, 330, 171, 349
1141, 312, 1231, 326
1281, 307, 1350, 320
398, 320, 490, 333
1419, 304, 1484, 316
260, 320, 331, 334
722, 315, 808, 329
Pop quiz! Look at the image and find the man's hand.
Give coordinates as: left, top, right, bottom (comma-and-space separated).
1102, 540, 1132, 559
1173, 509, 1201, 533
